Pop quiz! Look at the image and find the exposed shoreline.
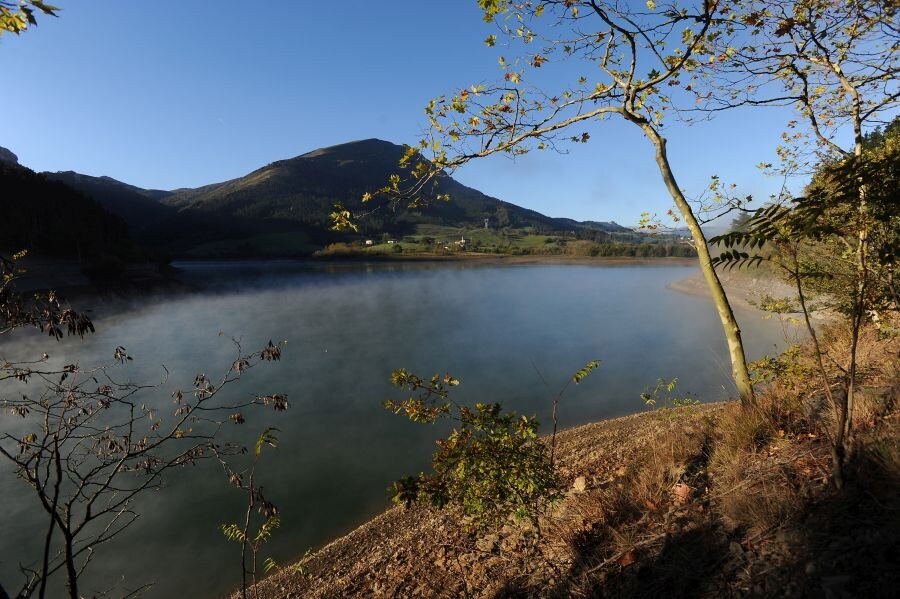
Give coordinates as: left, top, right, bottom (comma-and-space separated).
238, 404, 731, 598
668, 269, 797, 313
667, 269, 833, 324
237, 267, 806, 597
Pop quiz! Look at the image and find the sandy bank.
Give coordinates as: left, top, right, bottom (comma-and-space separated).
667, 269, 832, 323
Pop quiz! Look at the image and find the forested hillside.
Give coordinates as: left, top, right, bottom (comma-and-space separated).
0, 161, 133, 266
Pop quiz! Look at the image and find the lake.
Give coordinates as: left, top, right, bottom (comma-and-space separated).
0, 260, 800, 597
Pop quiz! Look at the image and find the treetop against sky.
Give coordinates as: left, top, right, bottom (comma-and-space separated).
1, 0, 877, 225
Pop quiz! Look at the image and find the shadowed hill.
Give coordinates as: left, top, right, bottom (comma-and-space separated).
0, 146, 19, 166
0, 161, 133, 264
42, 171, 319, 258
44, 171, 175, 235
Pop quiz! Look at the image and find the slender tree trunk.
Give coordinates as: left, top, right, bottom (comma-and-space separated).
49, 436, 79, 599
848, 151, 868, 449
790, 252, 835, 410
835, 119, 869, 473
39, 440, 63, 599
788, 248, 845, 488
62, 531, 77, 599
549, 393, 560, 467
39, 518, 55, 599
635, 121, 756, 407
241, 506, 250, 599
241, 469, 255, 599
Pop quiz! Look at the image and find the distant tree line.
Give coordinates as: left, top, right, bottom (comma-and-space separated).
503, 243, 694, 258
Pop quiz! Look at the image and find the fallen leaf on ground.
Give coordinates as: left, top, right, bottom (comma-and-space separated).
617, 551, 636, 567
672, 482, 691, 506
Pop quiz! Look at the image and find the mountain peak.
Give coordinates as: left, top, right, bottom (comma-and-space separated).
298, 138, 401, 160
0, 146, 19, 166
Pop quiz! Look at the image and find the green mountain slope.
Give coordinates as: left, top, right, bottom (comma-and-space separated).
162, 139, 629, 236
5, 139, 633, 259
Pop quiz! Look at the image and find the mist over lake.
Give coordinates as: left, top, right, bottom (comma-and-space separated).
0, 261, 799, 598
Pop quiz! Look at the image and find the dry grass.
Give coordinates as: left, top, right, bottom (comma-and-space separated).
708, 402, 820, 532
554, 320, 900, 597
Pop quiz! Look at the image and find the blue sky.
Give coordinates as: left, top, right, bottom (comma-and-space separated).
3, 1, 806, 226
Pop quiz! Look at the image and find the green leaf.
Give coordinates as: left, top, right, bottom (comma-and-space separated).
263, 557, 278, 574
572, 360, 602, 384
255, 515, 281, 542
255, 427, 280, 457
220, 523, 246, 543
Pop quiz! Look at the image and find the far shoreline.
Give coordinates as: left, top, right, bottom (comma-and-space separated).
173, 253, 700, 268
16, 254, 702, 310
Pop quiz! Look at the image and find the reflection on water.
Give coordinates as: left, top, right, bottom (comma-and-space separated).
0, 261, 800, 597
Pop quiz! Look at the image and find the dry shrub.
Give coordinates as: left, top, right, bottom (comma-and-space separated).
854, 407, 900, 499
853, 386, 889, 431
717, 402, 774, 454
708, 403, 806, 532
816, 321, 900, 430
750, 343, 829, 436
712, 319, 899, 533
566, 416, 711, 564
851, 329, 900, 429
605, 420, 709, 523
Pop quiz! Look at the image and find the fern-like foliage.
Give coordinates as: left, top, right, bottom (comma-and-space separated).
254, 515, 281, 543
221, 523, 247, 543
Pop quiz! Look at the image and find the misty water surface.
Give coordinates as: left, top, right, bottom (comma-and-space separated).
0, 261, 800, 597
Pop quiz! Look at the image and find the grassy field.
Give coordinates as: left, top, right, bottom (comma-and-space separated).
316, 224, 695, 259
404, 224, 560, 251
